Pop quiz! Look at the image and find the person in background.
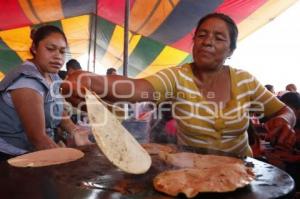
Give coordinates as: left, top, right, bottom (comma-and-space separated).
265, 84, 275, 94
279, 92, 300, 148
58, 59, 82, 79
106, 67, 117, 75
0, 25, 91, 159
63, 13, 296, 157
66, 59, 82, 76
271, 91, 300, 192
286, 83, 297, 92
277, 83, 298, 97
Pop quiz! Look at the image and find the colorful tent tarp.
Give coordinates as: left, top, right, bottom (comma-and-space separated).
0, 0, 297, 79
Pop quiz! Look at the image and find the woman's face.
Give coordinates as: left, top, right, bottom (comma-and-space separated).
193, 17, 232, 71
32, 32, 67, 75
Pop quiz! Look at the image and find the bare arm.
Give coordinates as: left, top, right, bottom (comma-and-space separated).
62, 71, 156, 106
90, 74, 155, 102
10, 88, 58, 150
264, 106, 296, 149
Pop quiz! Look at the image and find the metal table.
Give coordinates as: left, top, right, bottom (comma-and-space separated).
0, 144, 295, 199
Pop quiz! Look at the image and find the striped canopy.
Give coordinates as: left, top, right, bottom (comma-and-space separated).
0, 0, 297, 79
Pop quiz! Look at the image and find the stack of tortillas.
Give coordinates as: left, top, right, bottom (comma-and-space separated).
7, 148, 84, 167
85, 89, 151, 174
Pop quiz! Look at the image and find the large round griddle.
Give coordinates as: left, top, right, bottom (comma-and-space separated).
0, 144, 295, 199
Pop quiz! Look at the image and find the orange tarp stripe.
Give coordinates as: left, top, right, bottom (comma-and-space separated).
32, 0, 64, 22
238, 0, 298, 41
130, 0, 179, 36
61, 15, 90, 59
19, 0, 64, 24
18, 0, 40, 24
0, 26, 32, 61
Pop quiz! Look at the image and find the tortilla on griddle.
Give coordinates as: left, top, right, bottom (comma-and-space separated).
159, 152, 244, 169
153, 163, 255, 198
153, 152, 255, 198
141, 143, 177, 155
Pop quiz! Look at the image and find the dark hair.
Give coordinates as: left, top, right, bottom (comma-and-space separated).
106, 67, 117, 75
286, 83, 297, 91
30, 25, 67, 55
280, 92, 300, 110
194, 13, 238, 52
66, 59, 82, 71
265, 84, 274, 91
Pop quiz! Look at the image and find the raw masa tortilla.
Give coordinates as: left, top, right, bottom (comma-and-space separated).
7, 148, 84, 167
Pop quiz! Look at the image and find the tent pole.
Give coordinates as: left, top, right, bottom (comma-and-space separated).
87, 14, 94, 71
93, 0, 98, 73
123, 0, 130, 77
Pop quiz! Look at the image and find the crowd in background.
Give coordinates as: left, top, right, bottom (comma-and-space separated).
249, 83, 300, 191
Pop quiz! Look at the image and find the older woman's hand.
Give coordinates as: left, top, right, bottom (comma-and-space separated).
264, 117, 296, 149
